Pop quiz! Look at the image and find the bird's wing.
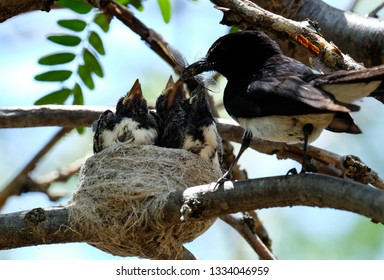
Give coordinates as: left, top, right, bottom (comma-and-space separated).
326, 112, 362, 134
308, 66, 384, 103
227, 76, 358, 119
274, 76, 356, 111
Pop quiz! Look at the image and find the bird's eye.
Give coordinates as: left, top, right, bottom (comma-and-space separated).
117, 135, 126, 143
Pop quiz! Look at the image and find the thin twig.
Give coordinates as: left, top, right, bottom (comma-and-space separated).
244, 211, 272, 251
29, 159, 83, 201
220, 214, 276, 260
87, 0, 182, 74
0, 127, 73, 208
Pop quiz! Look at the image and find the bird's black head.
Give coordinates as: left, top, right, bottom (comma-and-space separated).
182, 31, 282, 80
183, 86, 213, 121
156, 76, 186, 119
116, 79, 148, 118
93, 110, 118, 153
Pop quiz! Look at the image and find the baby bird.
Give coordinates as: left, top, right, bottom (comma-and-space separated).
155, 76, 188, 148
93, 79, 160, 153
182, 86, 223, 173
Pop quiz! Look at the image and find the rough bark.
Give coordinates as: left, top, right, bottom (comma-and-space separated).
1, 106, 382, 189
1, 174, 383, 251
251, 0, 384, 67
0, 0, 54, 23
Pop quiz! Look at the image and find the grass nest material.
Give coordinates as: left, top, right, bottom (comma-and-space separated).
68, 144, 222, 259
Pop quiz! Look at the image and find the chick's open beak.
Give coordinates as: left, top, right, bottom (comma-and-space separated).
123, 79, 143, 106
167, 79, 185, 108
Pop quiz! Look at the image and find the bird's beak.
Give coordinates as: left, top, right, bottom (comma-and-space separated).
165, 75, 175, 89
166, 79, 185, 108
182, 59, 212, 80
123, 79, 143, 105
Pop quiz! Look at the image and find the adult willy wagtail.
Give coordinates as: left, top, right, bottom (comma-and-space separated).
93, 79, 160, 153
182, 31, 384, 178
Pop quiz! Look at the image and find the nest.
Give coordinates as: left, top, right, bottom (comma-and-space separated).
67, 144, 222, 259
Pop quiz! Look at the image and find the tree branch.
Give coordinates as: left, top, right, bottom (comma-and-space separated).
0, 127, 73, 208
210, 0, 363, 71
0, 0, 55, 23
0, 105, 109, 128
250, 0, 384, 67
87, 0, 183, 74
1, 174, 384, 254
0, 207, 81, 249
220, 214, 276, 260
217, 118, 384, 190
1, 105, 383, 189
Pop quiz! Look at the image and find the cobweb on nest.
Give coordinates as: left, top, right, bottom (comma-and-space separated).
67, 144, 223, 259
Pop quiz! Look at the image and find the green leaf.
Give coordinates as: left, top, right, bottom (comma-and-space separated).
116, 0, 130, 5
129, 0, 144, 11
116, 0, 144, 10
58, 19, 87, 32
34, 88, 72, 105
78, 65, 95, 89
38, 52, 76, 65
93, 13, 110, 33
35, 70, 72, 82
58, 0, 93, 14
83, 49, 103, 77
88, 31, 105, 55
229, 26, 240, 33
73, 85, 85, 134
48, 34, 81, 47
73, 83, 84, 105
157, 0, 171, 23
76, 127, 85, 134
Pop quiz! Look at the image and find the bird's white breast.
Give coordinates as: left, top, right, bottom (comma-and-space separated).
238, 113, 334, 143
183, 124, 222, 173
102, 118, 158, 149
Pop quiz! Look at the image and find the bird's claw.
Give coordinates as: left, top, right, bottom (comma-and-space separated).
214, 171, 231, 189
286, 168, 298, 176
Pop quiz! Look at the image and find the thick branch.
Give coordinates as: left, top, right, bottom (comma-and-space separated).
1, 106, 382, 189
0, 0, 54, 23
87, 0, 182, 74
251, 0, 384, 67
170, 174, 384, 224
2, 174, 383, 251
210, 0, 363, 71
0, 105, 109, 128
0, 207, 81, 249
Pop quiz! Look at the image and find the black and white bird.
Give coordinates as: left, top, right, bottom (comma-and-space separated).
93, 79, 160, 153
155, 75, 222, 172
182, 86, 223, 173
155, 76, 188, 148
182, 31, 384, 177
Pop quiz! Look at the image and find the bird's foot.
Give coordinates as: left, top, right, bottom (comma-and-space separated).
286, 164, 311, 176
214, 171, 231, 189
286, 168, 298, 176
